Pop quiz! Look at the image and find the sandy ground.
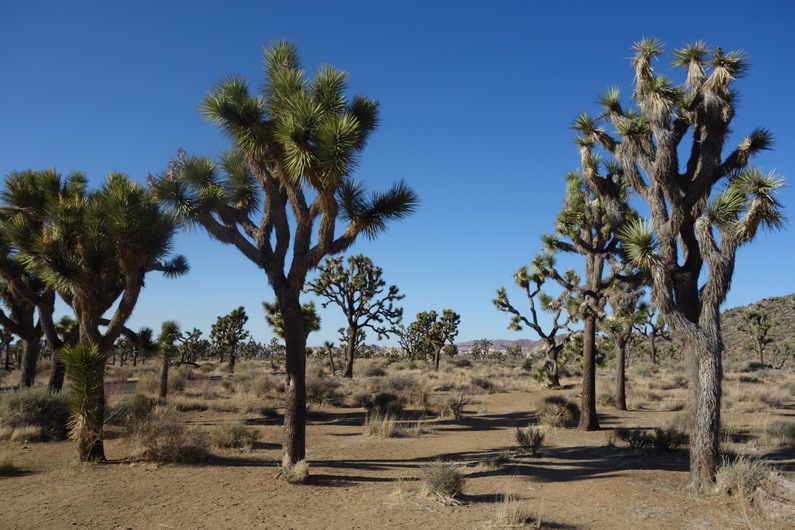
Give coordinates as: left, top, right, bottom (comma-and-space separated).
1, 380, 793, 529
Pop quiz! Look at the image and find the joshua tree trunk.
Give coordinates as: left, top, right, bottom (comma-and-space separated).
544, 343, 562, 388
79, 383, 106, 462
281, 296, 307, 468
650, 334, 657, 365
343, 326, 356, 378
615, 334, 627, 411
159, 356, 169, 400
579, 313, 599, 430
48, 361, 66, 391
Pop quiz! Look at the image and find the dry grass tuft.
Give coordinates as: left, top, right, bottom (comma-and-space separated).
495, 494, 541, 528
715, 456, 770, 498
363, 411, 401, 438
278, 460, 309, 483
421, 460, 465, 503
515, 426, 545, 455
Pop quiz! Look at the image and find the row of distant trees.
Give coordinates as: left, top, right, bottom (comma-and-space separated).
0, 38, 786, 490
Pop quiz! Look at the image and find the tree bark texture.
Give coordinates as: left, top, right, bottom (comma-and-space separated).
281, 297, 307, 468
19, 339, 40, 388
615, 336, 627, 411
579, 314, 599, 430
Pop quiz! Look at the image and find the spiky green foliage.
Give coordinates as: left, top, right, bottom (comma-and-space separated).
579, 38, 786, 489
150, 40, 418, 468
58, 342, 106, 461
263, 299, 321, 340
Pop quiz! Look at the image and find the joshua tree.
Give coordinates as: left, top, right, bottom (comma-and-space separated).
540, 162, 637, 429
494, 253, 580, 388
150, 41, 418, 469
602, 294, 646, 410
0, 278, 44, 387
406, 310, 460, 371
0, 170, 68, 389
210, 307, 249, 373
737, 305, 772, 365
306, 254, 403, 378
634, 302, 669, 364
1, 327, 12, 371
470, 338, 493, 360
157, 320, 181, 400
13, 172, 187, 462
579, 39, 784, 488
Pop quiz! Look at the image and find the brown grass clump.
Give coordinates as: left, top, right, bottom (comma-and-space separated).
363, 411, 401, 438
515, 426, 545, 455
0, 387, 70, 441
494, 494, 540, 529
536, 396, 579, 428
278, 460, 309, 484
421, 460, 465, 503
208, 421, 259, 451
715, 456, 770, 497
128, 406, 208, 463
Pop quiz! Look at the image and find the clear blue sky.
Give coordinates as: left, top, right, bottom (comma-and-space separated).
1, 1, 793, 347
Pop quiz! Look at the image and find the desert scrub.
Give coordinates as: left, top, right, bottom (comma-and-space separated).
0, 457, 24, 477
278, 460, 309, 483
234, 372, 284, 397
208, 421, 259, 451
421, 460, 465, 502
305, 373, 343, 405
363, 411, 401, 438
764, 420, 795, 447
0, 387, 70, 441
429, 394, 468, 420
136, 369, 187, 396
128, 405, 208, 463
715, 456, 770, 497
494, 494, 538, 528
380, 374, 430, 406
515, 425, 545, 455
536, 396, 579, 428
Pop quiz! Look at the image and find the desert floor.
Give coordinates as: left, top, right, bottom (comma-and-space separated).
1, 358, 793, 529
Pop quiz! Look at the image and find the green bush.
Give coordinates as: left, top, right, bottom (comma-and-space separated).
765, 420, 795, 447
370, 392, 406, 415
0, 387, 70, 441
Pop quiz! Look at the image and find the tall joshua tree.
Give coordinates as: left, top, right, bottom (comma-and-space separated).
737, 305, 772, 365
157, 320, 181, 400
578, 39, 784, 488
307, 254, 403, 378
17, 172, 187, 462
494, 252, 580, 388
541, 161, 637, 430
0, 169, 68, 389
150, 41, 418, 469
0, 278, 44, 387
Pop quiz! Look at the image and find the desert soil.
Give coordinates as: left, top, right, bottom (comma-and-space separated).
1, 382, 792, 529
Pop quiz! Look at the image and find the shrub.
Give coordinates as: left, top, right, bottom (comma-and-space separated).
764, 421, 795, 447
363, 411, 401, 438
615, 428, 655, 450
653, 426, 688, 452
234, 373, 283, 396
381, 374, 429, 406
597, 391, 616, 407
208, 422, 259, 451
351, 391, 373, 409
536, 396, 579, 428
715, 456, 770, 497
0, 457, 23, 477
421, 460, 465, 502
305, 373, 342, 405
124, 394, 157, 422
369, 392, 406, 415
515, 426, 545, 455
0, 387, 70, 441
128, 406, 208, 463
430, 394, 468, 420
361, 364, 387, 377
470, 376, 494, 393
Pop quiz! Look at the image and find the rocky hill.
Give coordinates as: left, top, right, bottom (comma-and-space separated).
720, 293, 795, 361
